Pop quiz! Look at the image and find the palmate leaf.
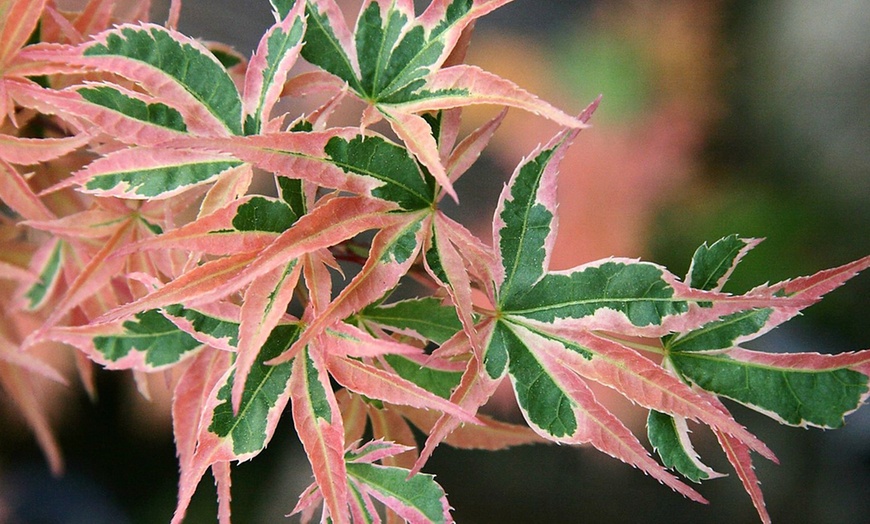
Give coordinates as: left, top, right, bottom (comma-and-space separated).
300, 0, 580, 200
664, 247, 870, 429
303, 0, 472, 104
483, 114, 799, 504
488, 319, 706, 502
642, 236, 870, 522
489, 138, 869, 510
302, 0, 570, 121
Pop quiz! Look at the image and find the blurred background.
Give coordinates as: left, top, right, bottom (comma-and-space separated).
1, 0, 867, 522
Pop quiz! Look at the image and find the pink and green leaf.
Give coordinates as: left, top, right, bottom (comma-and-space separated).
172, 323, 299, 523
172, 347, 234, 475
392, 64, 584, 129
378, 107, 455, 201
292, 437, 453, 524
21, 238, 64, 310
647, 410, 724, 483
493, 124, 581, 303
62, 146, 243, 200
327, 354, 478, 425
517, 324, 773, 458
686, 234, 762, 292
301, 0, 361, 93
668, 348, 869, 428
346, 461, 452, 524
291, 345, 350, 524
666, 246, 870, 428
276, 212, 430, 365
664, 308, 774, 352
81, 23, 243, 135
232, 260, 301, 412
242, 1, 306, 135
502, 259, 690, 330
47, 308, 206, 371
382, 354, 463, 399
208, 323, 300, 455
355, 296, 464, 345
497, 321, 705, 502
163, 303, 241, 353
323, 133, 436, 210
68, 83, 192, 145
77, 83, 189, 133
305, 0, 475, 104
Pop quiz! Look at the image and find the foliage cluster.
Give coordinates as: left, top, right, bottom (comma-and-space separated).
0, 0, 868, 522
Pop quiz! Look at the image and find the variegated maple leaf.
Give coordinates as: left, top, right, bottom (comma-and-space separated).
411, 103, 870, 522
289, 0, 585, 199
2, 1, 868, 523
